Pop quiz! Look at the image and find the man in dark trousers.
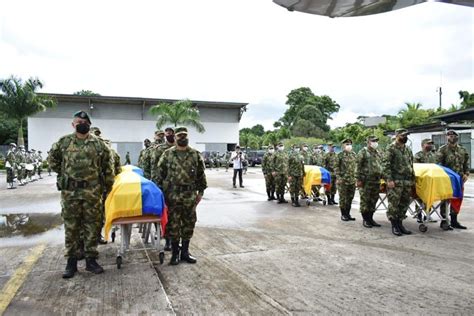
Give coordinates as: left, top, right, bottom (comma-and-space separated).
230, 145, 246, 188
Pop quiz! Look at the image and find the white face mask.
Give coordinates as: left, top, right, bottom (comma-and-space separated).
293, 148, 300, 152
303, 146, 308, 151
344, 145, 352, 152
370, 142, 379, 149
278, 146, 285, 151
269, 149, 275, 154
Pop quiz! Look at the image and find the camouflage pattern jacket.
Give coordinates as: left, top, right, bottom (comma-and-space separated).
262, 152, 275, 175
336, 151, 357, 183
111, 149, 122, 176
301, 151, 311, 165
356, 147, 383, 182
273, 150, 288, 176
151, 142, 175, 184
48, 133, 115, 201
142, 142, 160, 179
436, 144, 470, 177
414, 150, 436, 163
324, 152, 338, 173
311, 152, 323, 166
288, 151, 305, 177
6, 150, 16, 168
156, 146, 207, 196
383, 142, 415, 183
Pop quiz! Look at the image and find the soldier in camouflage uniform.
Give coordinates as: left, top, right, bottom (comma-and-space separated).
288, 144, 305, 207
16, 146, 26, 186
157, 127, 207, 265
301, 143, 311, 165
138, 138, 151, 168
142, 130, 165, 179
272, 142, 289, 204
46, 150, 52, 176
356, 136, 383, 228
414, 139, 436, 163
324, 143, 338, 205
383, 128, 415, 236
6, 143, 17, 189
37, 150, 43, 179
125, 152, 131, 165
436, 129, 470, 230
262, 145, 276, 201
336, 139, 357, 221
48, 111, 115, 278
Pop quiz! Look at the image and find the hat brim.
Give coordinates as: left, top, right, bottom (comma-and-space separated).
176, 132, 188, 136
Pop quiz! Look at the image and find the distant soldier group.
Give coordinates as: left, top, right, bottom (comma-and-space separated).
261, 128, 470, 236
5, 143, 48, 189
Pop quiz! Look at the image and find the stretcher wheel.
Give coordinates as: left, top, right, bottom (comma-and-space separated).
419, 224, 428, 233
116, 256, 122, 269
111, 231, 116, 243
159, 252, 165, 264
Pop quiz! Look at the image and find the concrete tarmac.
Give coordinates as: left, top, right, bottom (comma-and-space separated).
1, 169, 473, 315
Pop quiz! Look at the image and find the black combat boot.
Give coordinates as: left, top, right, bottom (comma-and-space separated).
439, 210, 453, 231
170, 241, 180, 265
180, 240, 197, 264
62, 257, 78, 279
390, 219, 403, 236
362, 213, 373, 228
277, 194, 288, 204
397, 219, 412, 235
270, 190, 276, 200
450, 212, 467, 229
294, 195, 301, 207
369, 212, 381, 227
331, 195, 338, 205
85, 258, 104, 274
340, 209, 349, 221
346, 208, 356, 221
327, 194, 334, 205
164, 238, 171, 251
267, 191, 272, 201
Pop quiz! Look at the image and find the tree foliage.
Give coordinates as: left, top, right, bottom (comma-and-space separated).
73, 90, 101, 96
150, 99, 205, 133
458, 90, 474, 109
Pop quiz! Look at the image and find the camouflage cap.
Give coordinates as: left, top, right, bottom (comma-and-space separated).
367, 135, 379, 142
175, 126, 188, 135
73, 111, 91, 124
327, 142, 333, 146
144, 138, 151, 143
318, 145, 324, 148
277, 141, 284, 146
341, 138, 352, 144
9, 143, 16, 147
268, 145, 274, 149
395, 128, 409, 135
446, 129, 458, 136
155, 130, 165, 136
422, 138, 434, 145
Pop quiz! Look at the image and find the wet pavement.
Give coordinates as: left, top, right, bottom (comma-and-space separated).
0, 169, 473, 315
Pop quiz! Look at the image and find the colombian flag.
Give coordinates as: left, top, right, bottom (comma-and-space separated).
303, 165, 332, 195
414, 163, 463, 213
104, 165, 168, 240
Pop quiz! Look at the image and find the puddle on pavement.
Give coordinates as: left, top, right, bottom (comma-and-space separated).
0, 213, 63, 238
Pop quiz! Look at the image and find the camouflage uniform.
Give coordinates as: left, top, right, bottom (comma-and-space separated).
48, 133, 114, 259
6, 145, 17, 188
324, 148, 338, 203
262, 149, 276, 200
336, 144, 357, 218
151, 142, 175, 185
37, 151, 43, 178
288, 149, 305, 206
16, 148, 26, 185
414, 151, 436, 163
142, 143, 159, 179
356, 146, 383, 215
273, 146, 289, 203
301, 147, 311, 165
125, 152, 131, 165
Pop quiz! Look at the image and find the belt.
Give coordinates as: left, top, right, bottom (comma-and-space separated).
67, 179, 99, 190
172, 184, 195, 192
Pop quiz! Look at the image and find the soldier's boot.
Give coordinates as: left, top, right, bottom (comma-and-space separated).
85, 258, 104, 274
346, 208, 356, 221
62, 257, 78, 279
362, 213, 373, 228
180, 240, 197, 264
390, 219, 403, 236
450, 212, 467, 229
397, 219, 412, 235
439, 210, 454, 231
290, 196, 296, 206
369, 212, 381, 227
293, 195, 301, 207
267, 190, 273, 201
331, 195, 338, 205
340, 209, 349, 221
327, 194, 334, 205
164, 238, 172, 251
170, 241, 180, 265
270, 191, 276, 200
277, 194, 288, 204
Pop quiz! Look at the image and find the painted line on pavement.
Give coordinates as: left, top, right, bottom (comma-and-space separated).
0, 243, 46, 315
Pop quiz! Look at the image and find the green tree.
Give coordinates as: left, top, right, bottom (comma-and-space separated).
458, 90, 474, 109
250, 124, 265, 136
0, 113, 27, 145
239, 132, 250, 150
150, 99, 205, 132
0, 76, 55, 146
73, 90, 101, 96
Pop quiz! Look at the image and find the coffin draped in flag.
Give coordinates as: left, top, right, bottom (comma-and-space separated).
104, 165, 167, 240
414, 163, 463, 212
303, 165, 331, 195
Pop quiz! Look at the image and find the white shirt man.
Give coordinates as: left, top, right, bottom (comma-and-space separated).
230, 146, 246, 188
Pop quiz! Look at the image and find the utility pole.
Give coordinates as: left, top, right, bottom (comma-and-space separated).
437, 87, 442, 110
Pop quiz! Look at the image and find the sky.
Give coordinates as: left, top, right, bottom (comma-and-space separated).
0, 0, 473, 130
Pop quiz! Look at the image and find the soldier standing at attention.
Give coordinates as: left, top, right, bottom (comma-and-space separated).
324, 143, 338, 205
383, 128, 415, 236
272, 142, 289, 204
125, 152, 131, 165
336, 139, 357, 221
356, 136, 383, 228
436, 129, 470, 230
48, 111, 115, 278
288, 144, 305, 207
143, 130, 165, 179
157, 127, 207, 265
16, 146, 26, 186
138, 139, 151, 169
414, 139, 436, 163
301, 143, 311, 165
262, 145, 276, 201
37, 150, 44, 179
6, 143, 17, 189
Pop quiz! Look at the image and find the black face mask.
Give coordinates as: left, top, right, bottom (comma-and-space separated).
76, 123, 90, 135
177, 138, 189, 147
166, 135, 175, 143
399, 136, 408, 144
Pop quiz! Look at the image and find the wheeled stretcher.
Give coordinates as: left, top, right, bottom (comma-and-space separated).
302, 165, 331, 206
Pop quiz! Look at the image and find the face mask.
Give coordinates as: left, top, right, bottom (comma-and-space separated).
76, 123, 90, 135
448, 136, 458, 144
166, 135, 175, 143
278, 146, 285, 151
399, 136, 408, 144
177, 138, 189, 147
269, 149, 275, 154
370, 142, 378, 149
293, 148, 300, 152
344, 145, 352, 151
425, 145, 433, 151
303, 147, 308, 151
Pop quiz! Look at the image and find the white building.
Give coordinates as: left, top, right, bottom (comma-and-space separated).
28, 94, 247, 164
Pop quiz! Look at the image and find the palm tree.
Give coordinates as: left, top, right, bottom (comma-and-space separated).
0, 76, 56, 146
149, 99, 205, 133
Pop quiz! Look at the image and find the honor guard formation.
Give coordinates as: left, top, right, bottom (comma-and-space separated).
5, 143, 48, 189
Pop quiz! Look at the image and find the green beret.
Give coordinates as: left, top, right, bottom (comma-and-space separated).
73, 111, 91, 124
422, 138, 434, 145
175, 126, 188, 135
395, 128, 409, 135
341, 138, 352, 144
446, 129, 458, 136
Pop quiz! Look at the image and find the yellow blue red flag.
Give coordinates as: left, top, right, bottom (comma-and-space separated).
303, 165, 331, 195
